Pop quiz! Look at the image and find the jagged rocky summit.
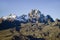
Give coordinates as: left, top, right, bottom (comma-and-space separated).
27, 9, 54, 23
1, 9, 54, 23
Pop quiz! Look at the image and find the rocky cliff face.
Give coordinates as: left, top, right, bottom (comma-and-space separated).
28, 9, 54, 23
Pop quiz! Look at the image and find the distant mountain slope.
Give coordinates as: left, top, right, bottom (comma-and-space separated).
0, 9, 60, 40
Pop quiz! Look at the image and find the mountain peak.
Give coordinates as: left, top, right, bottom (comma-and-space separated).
29, 9, 41, 19
2, 14, 16, 20
1, 9, 54, 23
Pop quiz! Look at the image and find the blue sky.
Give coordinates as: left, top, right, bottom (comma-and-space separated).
0, 0, 60, 20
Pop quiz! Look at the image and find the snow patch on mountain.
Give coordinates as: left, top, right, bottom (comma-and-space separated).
2, 14, 17, 20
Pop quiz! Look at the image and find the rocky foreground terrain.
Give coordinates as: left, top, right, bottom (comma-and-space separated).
0, 9, 60, 40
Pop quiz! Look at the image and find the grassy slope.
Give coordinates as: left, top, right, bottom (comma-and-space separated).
0, 29, 12, 40
0, 22, 60, 40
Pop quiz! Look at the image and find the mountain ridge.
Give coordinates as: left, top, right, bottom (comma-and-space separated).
0, 9, 60, 40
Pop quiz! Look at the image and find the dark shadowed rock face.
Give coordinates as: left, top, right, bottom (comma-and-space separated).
46, 15, 54, 22
0, 20, 21, 30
